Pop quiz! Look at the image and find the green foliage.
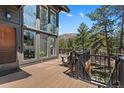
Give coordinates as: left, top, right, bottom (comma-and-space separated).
39, 50, 47, 57
89, 25, 106, 53
87, 5, 117, 55
59, 5, 124, 55
59, 38, 67, 49
77, 22, 91, 50
59, 37, 75, 49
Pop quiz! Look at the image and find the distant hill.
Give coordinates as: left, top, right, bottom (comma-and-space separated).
59, 33, 77, 39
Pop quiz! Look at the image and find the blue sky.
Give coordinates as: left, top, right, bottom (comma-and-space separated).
59, 5, 100, 35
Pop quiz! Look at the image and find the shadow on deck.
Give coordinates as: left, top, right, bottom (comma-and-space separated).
60, 64, 101, 87
0, 58, 97, 88
0, 69, 31, 85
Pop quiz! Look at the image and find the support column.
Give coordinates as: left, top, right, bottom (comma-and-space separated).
47, 36, 51, 58
56, 36, 59, 58
18, 6, 24, 65
36, 33, 40, 60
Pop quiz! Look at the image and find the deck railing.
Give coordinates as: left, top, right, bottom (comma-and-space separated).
63, 50, 124, 87
108, 55, 124, 87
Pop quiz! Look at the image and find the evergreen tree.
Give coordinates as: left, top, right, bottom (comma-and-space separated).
77, 22, 91, 50
87, 5, 116, 67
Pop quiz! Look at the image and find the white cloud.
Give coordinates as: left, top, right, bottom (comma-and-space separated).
61, 11, 66, 14
61, 11, 72, 17
67, 14, 72, 17
80, 13, 84, 18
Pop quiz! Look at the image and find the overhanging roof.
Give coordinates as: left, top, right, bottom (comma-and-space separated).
16, 5, 70, 13
56, 5, 70, 13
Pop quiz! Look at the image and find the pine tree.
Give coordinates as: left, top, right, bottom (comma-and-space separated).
87, 5, 115, 67
77, 22, 90, 50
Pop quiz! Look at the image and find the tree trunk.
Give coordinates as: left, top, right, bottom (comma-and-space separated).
105, 25, 111, 68
120, 6, 124, 53
83, 38, 85, 51
81, 37, 85, 51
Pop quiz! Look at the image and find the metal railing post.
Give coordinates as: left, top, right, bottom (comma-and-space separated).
118, 55, 124, 87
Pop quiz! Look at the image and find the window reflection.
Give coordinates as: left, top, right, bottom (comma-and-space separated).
24, 30, 36, 60
50, 11, 56, 34
50, 37, 56, 56
40, 6, 48, 31
23, 5, 36, 28
40, 35, 48, 57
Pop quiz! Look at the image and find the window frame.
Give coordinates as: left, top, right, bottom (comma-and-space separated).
23, 5, 37, 29
50, 9, 57, 34
39, 34, 48, 58
50, 36, 56, 56
40, 6, 48, 32
23, 29, 37, 61
22, 5, 58, 62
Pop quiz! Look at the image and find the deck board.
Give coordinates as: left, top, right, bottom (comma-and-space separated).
0, 57, 97, 88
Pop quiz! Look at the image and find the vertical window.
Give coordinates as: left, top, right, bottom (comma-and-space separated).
50, 11, 56, 34
40, 35, 48, 57
23, 5, 36, 28
24, 30, 36, 60
50, 37, 56, 56
40, 6, 48, 31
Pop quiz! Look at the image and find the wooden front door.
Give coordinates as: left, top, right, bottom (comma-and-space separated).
0, 24, 16, 65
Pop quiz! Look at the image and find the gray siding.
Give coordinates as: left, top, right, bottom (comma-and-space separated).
0, 6, 21, 73
0, 5, 59, 67
0, 6, 20, 25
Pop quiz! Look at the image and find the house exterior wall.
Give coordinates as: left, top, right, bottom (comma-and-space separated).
0, 5, 65, 72
0, 6, 20, 25
20, 5, 59, 66
0, 6, 21, 72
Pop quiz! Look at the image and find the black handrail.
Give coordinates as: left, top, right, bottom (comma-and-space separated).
64, 49, 124, 87
109, 54, 124, 88
68, 50, 119, 87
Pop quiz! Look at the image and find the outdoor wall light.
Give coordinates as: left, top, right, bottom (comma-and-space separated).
5, 11, 12, 21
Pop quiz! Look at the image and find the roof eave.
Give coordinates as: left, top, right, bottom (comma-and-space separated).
57, 5, 70, 13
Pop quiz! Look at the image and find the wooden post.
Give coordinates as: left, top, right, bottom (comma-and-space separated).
118, 55, 124, 87
120, 6, 124, 54
48, 6, 50, 24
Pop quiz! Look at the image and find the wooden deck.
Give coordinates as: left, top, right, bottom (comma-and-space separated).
0, 57, 97, 88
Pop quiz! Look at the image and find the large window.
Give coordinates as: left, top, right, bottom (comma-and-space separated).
24, 30, 36, 60
50, 11, 56, 34
40, 35, 48, 57
50, 37, 56, 56
40, 6, 48, 31
23, 5, 36, 28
